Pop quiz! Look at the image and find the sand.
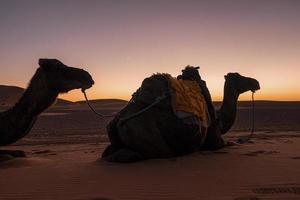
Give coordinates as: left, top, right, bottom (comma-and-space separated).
1, 102, 300, 200
0, 132, 300, 200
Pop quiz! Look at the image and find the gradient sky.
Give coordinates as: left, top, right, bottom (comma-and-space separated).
0, 0, 299, 101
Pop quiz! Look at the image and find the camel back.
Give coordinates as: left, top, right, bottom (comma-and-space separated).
129, 74, 210, 128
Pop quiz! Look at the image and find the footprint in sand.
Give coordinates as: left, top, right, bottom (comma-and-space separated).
282, 139, 293, 144
213, 151, 229, 154
242, 150, 279, 156
291, 156, 300, 160
32, 149, 52, 154
198, 151, 214, 155
253, 187, 300, 195
0, 157, 53, 169
234, 195, 260, 200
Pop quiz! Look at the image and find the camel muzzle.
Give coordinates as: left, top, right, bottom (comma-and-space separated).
251, 80, 260, 92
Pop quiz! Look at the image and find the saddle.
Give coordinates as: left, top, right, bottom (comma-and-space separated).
165, 74, 210, 127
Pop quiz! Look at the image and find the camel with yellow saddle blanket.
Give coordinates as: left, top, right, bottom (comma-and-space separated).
102, 66, 260, 162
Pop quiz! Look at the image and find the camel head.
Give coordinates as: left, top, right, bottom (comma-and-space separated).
38, 59, 94, 93
224, 73, 260, 94
177, 65, 201, 81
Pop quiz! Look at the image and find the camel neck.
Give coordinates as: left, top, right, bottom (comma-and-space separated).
12, 87, 57, 117
219, 80, 239, 134
10, 69, 58, 117
0, 69, 59, 145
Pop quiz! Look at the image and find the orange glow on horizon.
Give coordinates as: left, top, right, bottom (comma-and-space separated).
1, 1, 299, 102
59, 91, 300, 103
57, 73, 300, 102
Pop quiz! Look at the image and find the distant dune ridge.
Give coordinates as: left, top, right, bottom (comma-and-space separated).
0, 85, 24, 106
0, 85, 74, 107
1, 84, 300, 109
0, 85, 127, 108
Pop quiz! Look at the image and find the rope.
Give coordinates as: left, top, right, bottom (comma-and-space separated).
82, 89, 116, 118
251, 91, 255, 136
82, 88, 168, 120
237, 91, 255, 144
118, 92, 169, 124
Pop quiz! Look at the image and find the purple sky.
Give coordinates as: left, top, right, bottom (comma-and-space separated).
1, 0, 300, 101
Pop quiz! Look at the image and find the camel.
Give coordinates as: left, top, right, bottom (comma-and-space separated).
0, 59, 94, 160
102, 66, 260, 162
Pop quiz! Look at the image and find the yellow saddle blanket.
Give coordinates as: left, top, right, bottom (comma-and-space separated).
165, 74, 209, 127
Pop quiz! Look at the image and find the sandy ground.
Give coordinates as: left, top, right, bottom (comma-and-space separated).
0, 132, 300, 200
1, 103, 300, 200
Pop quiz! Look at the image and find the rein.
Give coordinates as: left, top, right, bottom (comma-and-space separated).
237, 91, 256, 144
118, 92, 169, 124
82, 89, 116, 117
82, 89, 168, 120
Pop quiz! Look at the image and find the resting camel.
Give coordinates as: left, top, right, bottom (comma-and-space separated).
102, 66, 260, 162
0, 59, 94, 160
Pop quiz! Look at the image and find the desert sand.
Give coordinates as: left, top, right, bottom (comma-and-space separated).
1, 100, 300, 200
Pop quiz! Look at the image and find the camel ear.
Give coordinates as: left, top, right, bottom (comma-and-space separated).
195, 66, 200, 70
39, 59, 47, 66
39, 59, 52, 71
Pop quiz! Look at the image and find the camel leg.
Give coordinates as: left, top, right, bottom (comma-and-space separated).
102, 144, 120, 158
102, 110, 144, 162
102, 113, 127, 159
201, 125, 225, 150
102, 148, 144, 163
106, 113, 126, 147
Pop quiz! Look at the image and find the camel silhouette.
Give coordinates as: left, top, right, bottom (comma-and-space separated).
0, 59, 94, 159
102, 66, 260, 162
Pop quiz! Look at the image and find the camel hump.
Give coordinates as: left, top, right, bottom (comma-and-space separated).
38, 58, 64, 68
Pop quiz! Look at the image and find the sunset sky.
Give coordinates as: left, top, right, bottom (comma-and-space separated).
0, 0, 299, 101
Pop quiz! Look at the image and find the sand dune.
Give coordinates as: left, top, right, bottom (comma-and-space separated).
1, 132, 300, 200
0, 85, 24, 106
0, 85, 74, 107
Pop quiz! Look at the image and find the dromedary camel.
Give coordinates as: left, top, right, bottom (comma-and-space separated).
0, 59, 94, 159
102, 66, 260, 162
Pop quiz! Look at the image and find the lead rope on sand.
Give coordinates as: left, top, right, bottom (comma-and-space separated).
82, 89, 117, 118
237, 91, 255, 144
